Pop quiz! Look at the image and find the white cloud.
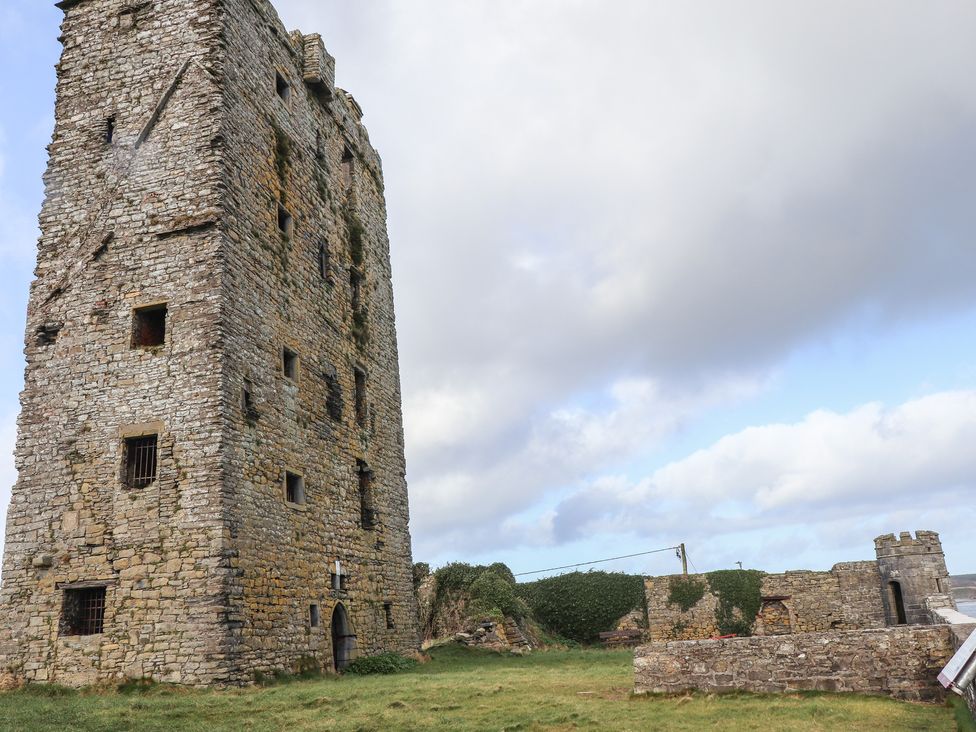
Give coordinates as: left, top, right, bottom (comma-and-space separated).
268, 0, 976, 560
548, 391, 976, 556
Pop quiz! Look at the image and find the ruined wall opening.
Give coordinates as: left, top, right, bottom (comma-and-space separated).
61, 586, 107, 636
285, 470, 306, 505
889, 581, 908, 625
123, 434, 158, 488
331, 603, 355, 672
277, 203, 294, 238
131, 304, 167, 349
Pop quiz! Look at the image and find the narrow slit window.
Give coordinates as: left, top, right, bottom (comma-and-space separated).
309, 604, 320, 628
242, 378, 258, 422
358, 460, 375, 530
342, 145, 354, 189
132, 304, 167, 349
124, 434, 158, 489
384, 603, 395, 630
354, 368, 367, 427
105, 116, 116, 144
315, 130, 326, 163
61, 586, 107, 636
285, 471, 305, 505
350, 268, 362, 312
277, 203, 294, 238
275, 72, 291, 102
282, 347, 299, 381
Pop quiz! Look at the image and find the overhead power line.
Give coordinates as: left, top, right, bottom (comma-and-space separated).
513, 546, 682, 578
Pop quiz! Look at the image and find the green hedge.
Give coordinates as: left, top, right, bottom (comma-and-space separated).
705, 570, 765, 636
431, 563, 526, 621
516, 571, 644, 643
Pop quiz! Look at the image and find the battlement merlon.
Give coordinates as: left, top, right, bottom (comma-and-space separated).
874, 531, 945, 558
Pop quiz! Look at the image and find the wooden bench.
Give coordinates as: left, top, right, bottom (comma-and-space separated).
598, 630, 644, 648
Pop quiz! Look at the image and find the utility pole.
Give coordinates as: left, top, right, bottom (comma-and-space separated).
680, 543, 688, 576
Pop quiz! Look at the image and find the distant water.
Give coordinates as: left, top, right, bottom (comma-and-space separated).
959, 602, 976, 618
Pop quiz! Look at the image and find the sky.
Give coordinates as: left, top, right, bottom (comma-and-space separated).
1, 1, 975, 579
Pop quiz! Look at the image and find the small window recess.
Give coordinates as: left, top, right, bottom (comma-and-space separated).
277, 203, 294, 239
384, 602, 395, 630
315, 130, 326, 164
309, 604, 320, 628
275, 72, 291, 103
282, 347, 299, 381
354, 367, 367, 427
61, 586, 107, 636
123, 434, 158, 489
131, 303, 167, 349
285, 470, 305, 505
105, 115, 116, 144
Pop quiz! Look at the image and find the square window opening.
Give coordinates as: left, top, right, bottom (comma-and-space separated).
277, 204, 294, 238
124, 434, 158, 489
309, 604, 320, 628
285, 471, 305, 505
275, 72, 291, 102
132, 304, 167, 349
61, 586, 107, 636
282, 347, 299, 381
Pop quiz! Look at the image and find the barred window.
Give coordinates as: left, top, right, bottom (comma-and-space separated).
124, 435, 158, 488
61, 586, 106, 636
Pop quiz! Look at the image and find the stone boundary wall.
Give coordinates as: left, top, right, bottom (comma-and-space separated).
645, 562, 886, 641
634, 626, 956, 701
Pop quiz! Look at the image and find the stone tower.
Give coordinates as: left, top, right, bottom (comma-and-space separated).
874, 531, 954, 627
0, 0, 418, 686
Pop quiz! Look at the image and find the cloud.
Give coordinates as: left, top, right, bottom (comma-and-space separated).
548, 391, 976, 558
266, 0, 976, 559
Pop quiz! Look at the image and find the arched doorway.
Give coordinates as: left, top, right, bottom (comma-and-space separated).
888, 581, 907, 625
331, 603, 356, 672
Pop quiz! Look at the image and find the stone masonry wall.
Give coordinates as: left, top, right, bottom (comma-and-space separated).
217, 0, 419, 678
645, 562, 886, 642
0, 0, 229, 686
0, 0, 418, 686
634, 626, 957, 701
876, 531, 954, 626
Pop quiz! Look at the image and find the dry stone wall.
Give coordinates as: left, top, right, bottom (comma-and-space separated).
0, 0, 418, 687
634, 626, 957, 701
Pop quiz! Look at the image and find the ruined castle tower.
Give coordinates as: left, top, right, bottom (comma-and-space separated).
875, 531, 954, 627
0, 0, 419, 686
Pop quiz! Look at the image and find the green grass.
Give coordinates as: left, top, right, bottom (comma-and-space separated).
0, 646, 958, 731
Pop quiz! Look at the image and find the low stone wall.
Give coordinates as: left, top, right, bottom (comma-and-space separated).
634, 626, 956, 701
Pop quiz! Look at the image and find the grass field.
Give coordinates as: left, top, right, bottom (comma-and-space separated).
0, 645, 960, 731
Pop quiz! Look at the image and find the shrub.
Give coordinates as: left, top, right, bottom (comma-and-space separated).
516, 571, 644, 643
468, 569, 528, 619
667, 575, 706, 612
705, 570, 765, 636
413, 562, 431, 590
345, 653, 418, 676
